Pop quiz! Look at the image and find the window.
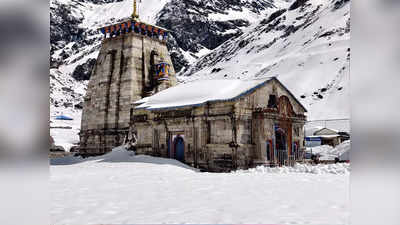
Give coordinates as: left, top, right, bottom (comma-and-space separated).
267, 95, 277, 108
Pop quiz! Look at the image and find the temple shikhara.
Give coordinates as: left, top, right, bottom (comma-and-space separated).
79, 0, 177, 156
79, 1, 307, 172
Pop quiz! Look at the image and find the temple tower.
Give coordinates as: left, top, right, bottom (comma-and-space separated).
79, 3, 177, 156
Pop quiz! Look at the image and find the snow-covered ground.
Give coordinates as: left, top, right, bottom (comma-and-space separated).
50, 108, 82, 151
51, 147, 349, 225
238, 162, 350, 175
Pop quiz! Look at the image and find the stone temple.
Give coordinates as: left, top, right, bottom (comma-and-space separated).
79, 4, 177, 156
80, 2, 307, 171
131, 78, 307, 172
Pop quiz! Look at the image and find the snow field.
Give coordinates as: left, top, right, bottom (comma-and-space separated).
50, 109, 82, 151
51, 148, 349, 225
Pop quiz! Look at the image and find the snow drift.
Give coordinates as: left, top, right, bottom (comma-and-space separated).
51, 145, 350, 175
307, 140, 351, 161
50, 146, 196, 170
236, 162, 350, 175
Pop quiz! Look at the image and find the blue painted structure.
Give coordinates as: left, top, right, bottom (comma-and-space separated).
55, 115, 73, 121
174, 137, 185, 162
100, 20, 169, 41
305, 137, 322, 147
156, 62, 170, 81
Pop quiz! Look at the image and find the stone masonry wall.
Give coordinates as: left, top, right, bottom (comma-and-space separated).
130, 79, 306, 171
80, 31, 177, 156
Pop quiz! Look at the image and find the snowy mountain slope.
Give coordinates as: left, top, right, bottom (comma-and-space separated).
179, 0, 351, 120
156, 0, 283, 71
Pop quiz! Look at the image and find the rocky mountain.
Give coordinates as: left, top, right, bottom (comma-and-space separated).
179, 0, 351, 120
156, 0, 279, 71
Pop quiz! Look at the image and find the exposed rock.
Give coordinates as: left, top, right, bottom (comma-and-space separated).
333, 0, 350, 10
50, 2, 85, 56
156, 0, 274, 72
74, 102, 84, 109
238, 39, 249, 48
319, 30, 335, 38
63, 102, 73, 108
62, 87, 73, 92
289, 0, 309, 11
86, 0, 123, 4
72, 58, 96, 81
260, 9, 287, 25
70, 146, 80, 153
211, 68, 223, 73
50, 135, 65, 152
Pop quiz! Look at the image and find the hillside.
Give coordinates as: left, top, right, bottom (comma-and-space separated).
179, 0, 351, 120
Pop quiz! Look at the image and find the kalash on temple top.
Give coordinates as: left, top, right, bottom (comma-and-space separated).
100, 0, 170, 41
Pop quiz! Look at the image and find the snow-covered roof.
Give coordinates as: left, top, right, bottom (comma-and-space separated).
314, 127, 339, 135
305, 126, 324, 136
134, 78, 274, 110
307, 134, 340, 139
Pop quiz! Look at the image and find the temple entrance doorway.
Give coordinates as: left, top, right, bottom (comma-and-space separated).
174, 136, 185, 162
168, 132, 185, 162
275, 127, 288, 166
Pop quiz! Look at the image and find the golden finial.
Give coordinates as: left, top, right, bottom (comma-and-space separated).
132, 0, 139, 20
160, 53, 165, 61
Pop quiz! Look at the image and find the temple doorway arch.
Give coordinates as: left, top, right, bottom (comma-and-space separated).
275, 127, 288, 165
173, 135, 185, 162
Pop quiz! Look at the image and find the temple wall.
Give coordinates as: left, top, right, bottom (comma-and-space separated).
234, 79, 306, 163
130, 78, 307, 171
80, 31, 177, 156
132, 102, 258, 171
